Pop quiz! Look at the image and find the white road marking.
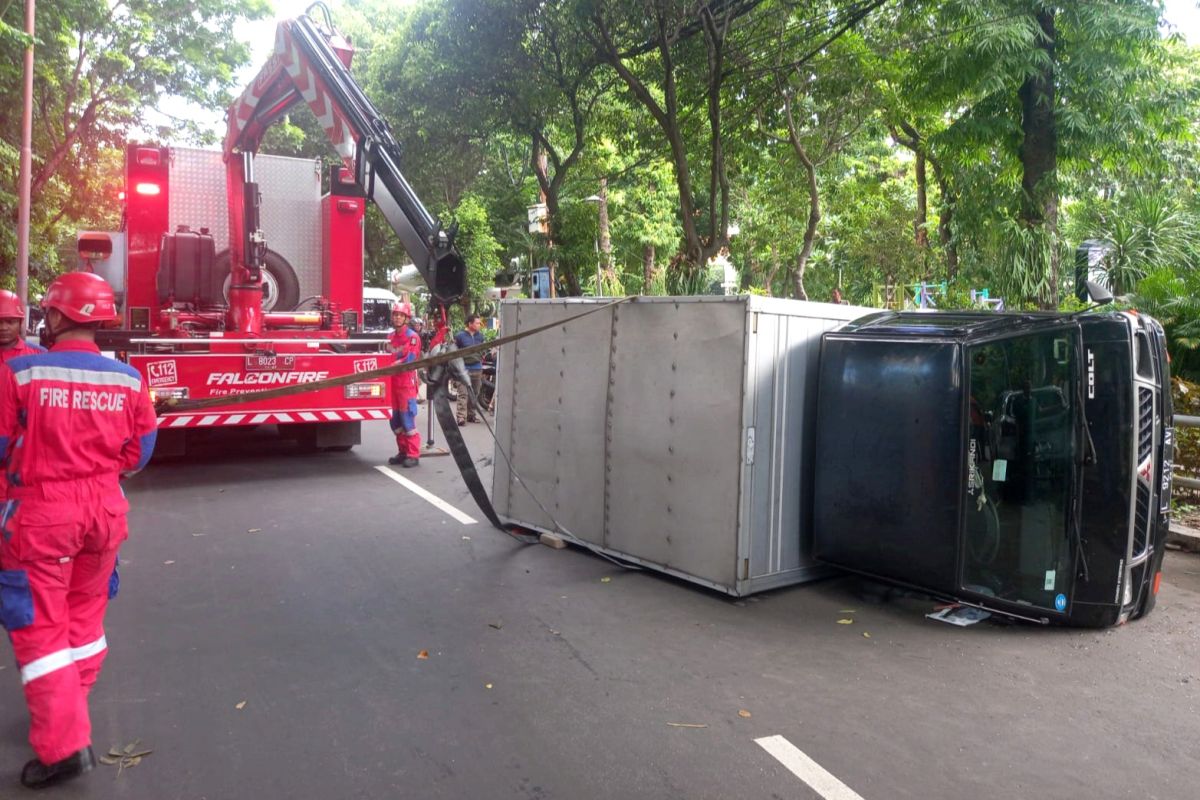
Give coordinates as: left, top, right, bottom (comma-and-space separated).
374, 465, 478, 525
755, 735, 865, 800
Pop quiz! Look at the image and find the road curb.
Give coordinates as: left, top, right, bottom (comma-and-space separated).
1168, 521, 1200, 553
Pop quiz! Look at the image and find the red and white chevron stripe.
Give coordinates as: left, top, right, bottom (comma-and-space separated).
279, 27, 356, 163
228, 22, 356, 164
158, 409, 390, 429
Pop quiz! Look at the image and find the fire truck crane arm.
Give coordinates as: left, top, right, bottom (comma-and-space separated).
223, 11, 467, 306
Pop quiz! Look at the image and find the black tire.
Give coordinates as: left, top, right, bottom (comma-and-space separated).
214, 248, 302, 311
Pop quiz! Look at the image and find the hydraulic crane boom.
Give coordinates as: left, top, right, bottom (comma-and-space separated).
223, 5, 467, 334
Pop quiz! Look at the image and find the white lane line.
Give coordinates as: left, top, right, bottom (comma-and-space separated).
755, 735, 865, 800
374, 465, 478, 525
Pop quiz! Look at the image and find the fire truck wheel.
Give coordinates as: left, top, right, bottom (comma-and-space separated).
215, 248, 302, 311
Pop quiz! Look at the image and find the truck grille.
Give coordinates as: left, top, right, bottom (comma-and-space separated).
1138, 387, 1153, 462
1133, 483, 1150, 556
1130, 386, 1155, 565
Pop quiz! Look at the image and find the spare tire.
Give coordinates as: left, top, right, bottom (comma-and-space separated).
214, 248, 302, 312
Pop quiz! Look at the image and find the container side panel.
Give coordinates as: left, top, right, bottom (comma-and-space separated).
491, 301, 611, 542
168, 148, 324, 302
491, 302, 519, 512
605, 301, 745, 585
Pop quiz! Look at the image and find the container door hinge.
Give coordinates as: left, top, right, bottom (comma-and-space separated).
745, 427, 755, 465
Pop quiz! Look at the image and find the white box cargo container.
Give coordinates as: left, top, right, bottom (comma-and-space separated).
491, 296, 871, 596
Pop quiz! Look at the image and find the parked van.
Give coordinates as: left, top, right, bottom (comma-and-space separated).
363, 286, 400, 332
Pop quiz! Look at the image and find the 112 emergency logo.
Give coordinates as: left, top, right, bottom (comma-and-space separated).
146, 360, 178, 387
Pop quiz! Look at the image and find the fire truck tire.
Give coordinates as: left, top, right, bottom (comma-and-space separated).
215, 248, 302, 311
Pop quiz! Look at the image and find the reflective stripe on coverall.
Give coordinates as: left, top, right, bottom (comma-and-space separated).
0, 341, 157, 764
389, 327, 422, 459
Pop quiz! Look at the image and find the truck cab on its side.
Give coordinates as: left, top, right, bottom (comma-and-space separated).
813, 308, 1172, 627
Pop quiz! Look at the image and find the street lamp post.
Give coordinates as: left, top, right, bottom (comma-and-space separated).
17, 0, 37, 308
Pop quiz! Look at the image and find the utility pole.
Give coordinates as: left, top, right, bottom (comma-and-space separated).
16, 0, 36, 307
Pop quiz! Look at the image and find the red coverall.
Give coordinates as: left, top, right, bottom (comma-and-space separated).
0, 340, 157, 764
0, 339, 46, 502
389, 326, 422, 459
0, 338, 46, 366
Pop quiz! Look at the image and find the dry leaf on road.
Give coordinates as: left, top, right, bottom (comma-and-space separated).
99, 740, 152, 774
666, 722, 708, 728
600, 577, 612, 583
837, 619, 854, 625
738, 709, 752, 718
417, 650, 429, 659
235, 701, 247, 710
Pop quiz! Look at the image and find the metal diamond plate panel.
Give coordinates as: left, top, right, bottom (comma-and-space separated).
168, 148, 324, 301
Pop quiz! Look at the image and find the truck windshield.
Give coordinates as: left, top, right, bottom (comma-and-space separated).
962, 330, 1077, 610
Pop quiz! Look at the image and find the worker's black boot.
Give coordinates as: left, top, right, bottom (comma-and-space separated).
21, 746, 96, 790
387, 454, 405, 465
400, 457, 420, 468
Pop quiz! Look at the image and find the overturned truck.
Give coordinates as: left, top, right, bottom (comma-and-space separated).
492, 296, 1173, 628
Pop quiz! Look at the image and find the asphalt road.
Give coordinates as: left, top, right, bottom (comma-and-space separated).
2, 413, 1199, 799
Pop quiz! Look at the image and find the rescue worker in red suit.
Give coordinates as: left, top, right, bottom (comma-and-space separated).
388, 301, 422, 467
0, 290, 45, 366
0, 272, 158, 790
0, 291, 45, 505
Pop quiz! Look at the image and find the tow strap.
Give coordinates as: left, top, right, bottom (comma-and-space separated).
427, 376, 510, 530
160, 297, 633, 535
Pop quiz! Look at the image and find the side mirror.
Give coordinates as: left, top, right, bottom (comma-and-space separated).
1084, 280, 1113, 306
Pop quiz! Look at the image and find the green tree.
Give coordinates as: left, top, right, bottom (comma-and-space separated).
908, 0, 1172, 307
1, 0, 268, 277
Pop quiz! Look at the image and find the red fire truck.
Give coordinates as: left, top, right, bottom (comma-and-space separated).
79, 7, 467, 455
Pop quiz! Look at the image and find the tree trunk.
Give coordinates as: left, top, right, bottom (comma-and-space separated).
591, 9, 730, 286
793, 252, 808, 301
1019, 8, 1059, 308
783, 90, 821, 298
914, 150, 929, 248
929, 158, 958, 282
642, 244, 655, 294
765, 244, 781, 297
598, 177, 612, 268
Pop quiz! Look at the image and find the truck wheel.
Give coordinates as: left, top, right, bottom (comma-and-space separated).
215, 248, 302, 311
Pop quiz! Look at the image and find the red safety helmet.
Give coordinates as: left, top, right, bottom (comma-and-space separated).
0, 290, 25, 320
42, 272, 119, 324
392, 300, 414, 318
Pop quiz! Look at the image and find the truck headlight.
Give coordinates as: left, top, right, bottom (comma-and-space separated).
149, 387, 189, 403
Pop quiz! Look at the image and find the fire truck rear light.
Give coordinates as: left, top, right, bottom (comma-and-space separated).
337, 199, 359, 213
149, 387, 189, 403
135, 148, 161, 166
345, 382, 385, 399
134, 182, 161, 196
118, 191, 126, 201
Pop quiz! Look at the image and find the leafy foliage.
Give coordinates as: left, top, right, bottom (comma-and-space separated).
1, 0, 267, 279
